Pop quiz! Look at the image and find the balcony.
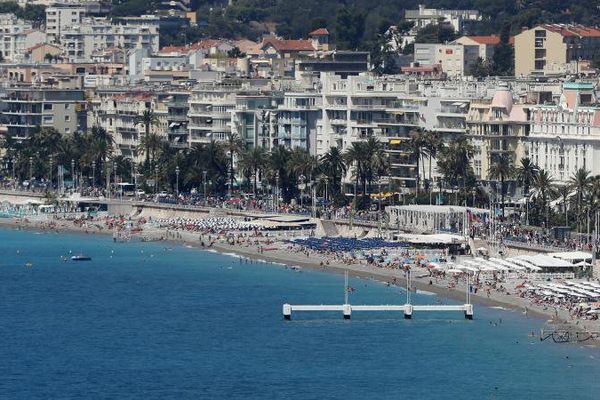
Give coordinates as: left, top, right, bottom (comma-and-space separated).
373, 117, 419, 126
167, 100, 189, 108
168, 114, 188, 122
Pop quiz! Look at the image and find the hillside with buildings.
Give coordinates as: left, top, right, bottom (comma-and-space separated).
1, 0, 600, 229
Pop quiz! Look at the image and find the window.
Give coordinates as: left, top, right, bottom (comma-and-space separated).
43, 103, 52, 110
535, 60, 546, 70
535, 49, 546, 59
43, 115, 53, 124
65, 115, 70, 122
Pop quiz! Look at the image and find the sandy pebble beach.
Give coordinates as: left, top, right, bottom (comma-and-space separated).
2, 213, 599, 344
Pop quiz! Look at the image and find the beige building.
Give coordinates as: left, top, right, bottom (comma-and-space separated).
452, 35, 505, 61
514, 24, 600, 77
467, 83, 529, 181
26, 43, 63, 62
414, 43, 480, 77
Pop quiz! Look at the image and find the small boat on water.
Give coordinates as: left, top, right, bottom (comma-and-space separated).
71, 255, 92, 261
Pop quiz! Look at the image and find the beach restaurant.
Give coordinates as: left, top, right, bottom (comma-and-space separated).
512, 254, 589, 277
386, 205, 489, 235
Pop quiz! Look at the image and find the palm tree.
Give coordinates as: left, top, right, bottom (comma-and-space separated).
344, 142, 367, 199
407, 128, 427, 195
320, 147, 346, 198
135, 109, 158, 167
239, 146, 266, 196
423, 132, 440, 196
363, 137, 388, 194
138, 132, 164, 168
87, 126, 114, 171
569, 168, 591, 232
488, 155, 514, 217
533, 169, 556, 227
436, 137, 474, 205
515, 157, 539, 224
225, 132, 245, 197
269, 145, 292, 202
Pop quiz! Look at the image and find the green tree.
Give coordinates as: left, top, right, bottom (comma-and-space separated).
492, 24, 514, 76
488, 155, 514, 217
334, 7, 365, 50
320, 146, 346, 198
569, 168, 592, 232
239, 146, 266, 196
533, 169, 557, 227
135, 109, 159, 167
415, 22, 457, 43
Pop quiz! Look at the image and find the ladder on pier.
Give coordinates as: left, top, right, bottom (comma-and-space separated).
283, 271, 474, 320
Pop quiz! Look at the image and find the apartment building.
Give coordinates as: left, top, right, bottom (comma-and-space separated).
2, 87, 86, 140
60, 18, 159, 62
231, 93, 281, 149
89, 91, 161, 160
405, 4, 481, 33
188, 81, 239, 145
161, 90, 190, 149
0, 13, 45, 62
452, 35, 504, 62
467, 83, 529, 181
414, 43, 480, 77
514, 24, 600, 77
276, 92, 320, 152
527, 81, 600, 182
45, 5, 86, 43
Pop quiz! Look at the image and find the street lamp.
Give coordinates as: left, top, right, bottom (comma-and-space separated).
29, 156, 33, 184
92, 161, 96, 189
203, 169, 207, 205
175, 166, 180, 196
133, 163, 138, 200
48, 155, 53, 190
71, 159, 74, 191
154, 165, 159, 194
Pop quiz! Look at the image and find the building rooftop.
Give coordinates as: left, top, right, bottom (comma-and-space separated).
308, 28, 329, 36
261, 38, 315, 52
542, 24, 600, 38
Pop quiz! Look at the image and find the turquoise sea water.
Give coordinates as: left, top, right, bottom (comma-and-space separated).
1, 228, 599, 399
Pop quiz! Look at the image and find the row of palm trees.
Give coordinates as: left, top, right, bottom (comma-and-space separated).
0, 124, 391, 206
4, 121, 599, 229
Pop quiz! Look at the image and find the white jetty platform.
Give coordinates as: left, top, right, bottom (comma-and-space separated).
283, 272, 473, 320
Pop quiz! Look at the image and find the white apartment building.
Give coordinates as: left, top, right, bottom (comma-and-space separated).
60, 18, 159, 62
414, 43, 480, 77
0, 13, 45, 62
276, 92, 321, 152
316, 74, 487, 192
405, 4, 481, 33
45, 5, 85, 43
188, 81, 238, 145
527, 81, 600, 183
89, 91, 163, 161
